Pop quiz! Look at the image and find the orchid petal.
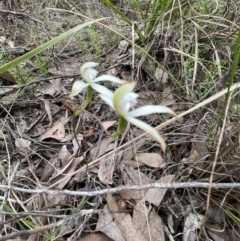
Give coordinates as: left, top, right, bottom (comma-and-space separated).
128, 105, 174, 117
113, 82, 137, 115
126, 116, 166, 151
80, 62, 98, 76
99, 94, 115, 109
82, 68, 98, 82
70, 80, 89, 97
93, 75, 126, 84
91, 82, 114, 96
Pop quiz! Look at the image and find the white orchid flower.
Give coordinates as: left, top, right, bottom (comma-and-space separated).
70, 62, 125, 97
100, 82, 175, 151
69, 62, 126, 116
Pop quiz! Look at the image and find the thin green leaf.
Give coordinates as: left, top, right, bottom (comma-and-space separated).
131, 0, 144, 19
0, 19, 106, 73
100, 0, 143, 40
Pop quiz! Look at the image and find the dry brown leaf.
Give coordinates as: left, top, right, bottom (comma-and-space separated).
189, 141, 208, 161
132, 200, 152, 236
89, 137, 115, 159
78, 233, 114, 241
16, 168, 31, 181
121, 139, 145, 160
47, 194, 68, 206
0, 90, 19, 105
60, 133, 73, 142
0, 71, 16, 83
46, 145, 83, 187
15, 138, 31, 148
183, 213, 204, 241
39, 117, 68, 141
118, 40, 129, 52
131, 175, 174, 241
15, 138, 31, 156
26, 194, 44, 211
206, 206, 224, 225
26, 195, 47, 241
49, 157, 82, 189
96, 205, 125, 241
48, 62, 79, 76
40, 154, 58, 182
98, 148, 124, 185
107, 67, 118, 76
89, 137, 119, 184
154, 67, 169, 84
206, 223, 231, 241
72, 133, 84, 155
133, 201, 165, 241
160, 86, 177, 108
0, 86, 18, 95
101, 121, 117, 131
143, 175, 175, 206
207, 230, 225, 241
98, 156, 116, 184
27, 217, 47, 241
135, 152, 167, 168
42, 99, 52, 126
58, 145, 71, 167
148, 209, 165, 241
107, 193, 147, 241
44, 78, 62, 96
133, 200, 165, 241
119, 164, 152, 200
121, 160, 144, 168
18, 114, 28, 134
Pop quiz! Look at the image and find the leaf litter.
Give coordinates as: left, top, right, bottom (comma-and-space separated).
1, 1, 240, 241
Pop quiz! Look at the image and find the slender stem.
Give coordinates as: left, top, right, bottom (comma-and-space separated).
84, 86, 93, 109
75, 86, 93, 117
112, 116, 127, 138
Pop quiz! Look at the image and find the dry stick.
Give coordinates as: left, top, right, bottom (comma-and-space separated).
77, 83, 240, 168
202, 90, 232, 236
47, 82, 240, 189
0, 220, 63, 241
1, 183, 240, 197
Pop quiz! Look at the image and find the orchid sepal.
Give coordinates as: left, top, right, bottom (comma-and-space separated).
128, 105, 174, 117
126, 116, 167, 151
94, 75, 127, 84
70, 81, 89, 97
80, 62, 98, 77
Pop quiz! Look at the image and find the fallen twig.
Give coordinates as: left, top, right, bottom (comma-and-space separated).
0, 182, 240, 197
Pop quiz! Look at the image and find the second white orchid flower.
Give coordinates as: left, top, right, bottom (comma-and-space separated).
100, 82, 174, 151
70, 62, 126, 115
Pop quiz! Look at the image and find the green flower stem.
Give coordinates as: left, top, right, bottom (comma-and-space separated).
74, 86, 93, 117
112, 116, 127, 138
83, 86, 93, 109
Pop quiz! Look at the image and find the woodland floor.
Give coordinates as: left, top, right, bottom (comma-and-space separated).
0, 1, 240, 241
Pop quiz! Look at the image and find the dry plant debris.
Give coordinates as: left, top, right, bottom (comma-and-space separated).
0, 0, 240, 241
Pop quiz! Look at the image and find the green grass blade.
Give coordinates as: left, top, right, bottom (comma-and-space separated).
227, 31, 240, 92
221, 31, 240, 113
100, 0, 132, 25
131, 0, 144, 18
0, 19, 106, 73
44, 225, 61, 241
100, 0, 143, 40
